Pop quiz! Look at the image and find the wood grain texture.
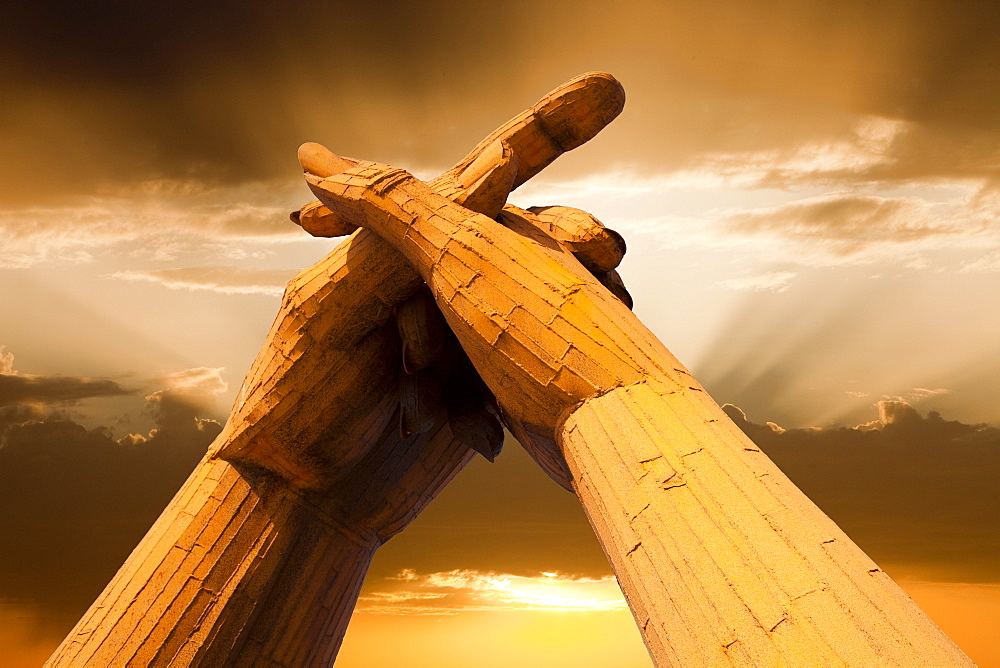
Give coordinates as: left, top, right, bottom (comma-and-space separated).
216, 228, 421, 489
47, 417, 473, 667
47, 455, 371, 666
561, 381, 970, 666
307, 158, 972, 666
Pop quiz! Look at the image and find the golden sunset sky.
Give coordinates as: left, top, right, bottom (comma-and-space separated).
1, 1, 998, 665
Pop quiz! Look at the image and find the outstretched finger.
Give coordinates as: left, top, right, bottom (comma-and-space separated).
431, 71, 625, 192
293, 72, 624, 236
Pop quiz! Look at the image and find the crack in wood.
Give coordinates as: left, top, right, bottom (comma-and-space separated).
792, 586, 824, 601
661, 473, 686, 490
630, 503, 651, 523
769, 616, 788, 633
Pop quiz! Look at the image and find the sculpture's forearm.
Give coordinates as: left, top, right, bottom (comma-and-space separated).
561, 382, 971, 666
48, 416, 473, 666
46, 455, 375, 666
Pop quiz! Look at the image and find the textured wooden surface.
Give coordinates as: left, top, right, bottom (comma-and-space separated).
47, 456, 373, 666
47, 419, 473, 666
215, 227, 420, 489
563, 381, 970, 666
305, 163, 671, 432
305, 147, 972, 665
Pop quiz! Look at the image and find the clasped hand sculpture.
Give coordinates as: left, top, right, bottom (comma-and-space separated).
49, 74, 969, 667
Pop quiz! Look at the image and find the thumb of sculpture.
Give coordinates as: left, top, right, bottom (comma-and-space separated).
447, 139, 518, 219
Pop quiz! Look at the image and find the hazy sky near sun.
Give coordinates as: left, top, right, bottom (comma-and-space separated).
1, 0, 999, 665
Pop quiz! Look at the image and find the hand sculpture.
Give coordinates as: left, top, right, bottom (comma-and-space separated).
47, 73, 627, 667
49, 71, 971, 667
302, 139, 972, 664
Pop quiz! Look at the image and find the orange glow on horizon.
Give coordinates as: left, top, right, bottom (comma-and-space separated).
339, 571, 999, 666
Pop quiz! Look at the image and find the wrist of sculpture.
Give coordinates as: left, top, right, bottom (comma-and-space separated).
46, 455, 379, 666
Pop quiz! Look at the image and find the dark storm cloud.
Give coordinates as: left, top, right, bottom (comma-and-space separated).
0, 389, 220, 609
0, 350, 221, 608
4, 0, 1000, 207
0, 346, 133, 410
0, 0, 539, 203
0, 404, 46, 433
724, 399, 1000, 582
0, 373, 132, 406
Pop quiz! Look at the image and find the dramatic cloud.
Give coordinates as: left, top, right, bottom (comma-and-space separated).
520, 166, 1000, 271
672, 116, 911, 188
0, 347, 14, 374
0, 346, 132, 409
153, 366, 228, 401
724, 398, 1000, 582
0, 360, 223, 609
108, 266, 294, 296
722, 194, 950, 255
0, 179, 310, 268
672, 116, 1000, 191
0, 375, 132, 408
6, 0, 1000, 274
358, 569, 628, 616
4, 1, 1000, 210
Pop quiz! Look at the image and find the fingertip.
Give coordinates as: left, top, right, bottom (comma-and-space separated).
605, 227, 627, 263
596, 269, 634, 310
535, 72, 626, 151
297, 142, 356, 178
527, 205, 626, 272
451, 409, 503, 462
293, 200, 360, 237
